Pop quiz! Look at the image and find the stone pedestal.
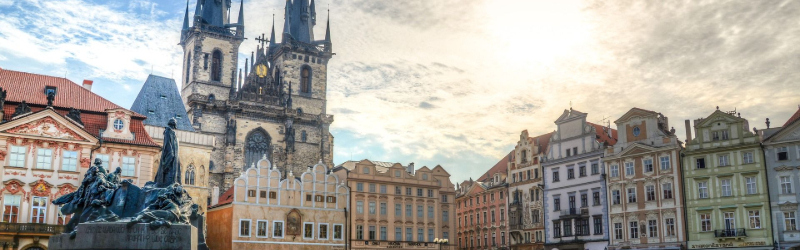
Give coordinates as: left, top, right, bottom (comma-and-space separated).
49, 223, 197, 250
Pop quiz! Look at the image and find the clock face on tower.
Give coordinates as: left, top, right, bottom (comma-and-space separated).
255, 64, 268, 78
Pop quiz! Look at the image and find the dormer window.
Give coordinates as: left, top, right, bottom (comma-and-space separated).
176, 115, 182, 119
422, 174, 428, 180
633, 126, 641, 137
148, 110, 155, 114
160, 94, 167, 99
45, 86, 57, 96
113, 119, 124, 130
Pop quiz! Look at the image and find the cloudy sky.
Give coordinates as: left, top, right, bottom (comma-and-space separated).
1, 0, 799, 183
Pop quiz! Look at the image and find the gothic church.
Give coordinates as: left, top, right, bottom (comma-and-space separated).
179, 0, 334, 191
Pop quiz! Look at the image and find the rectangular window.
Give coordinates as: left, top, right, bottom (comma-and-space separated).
380, 202, 387, 215
553, 171, 560, 182
722, 130, 729, 140
749, 210, 761, 229
8, 146, 26, 167
629, 221, 639, 239
443, 211, 449, 222
369, 202, 376, 214
554, 198, 561, 211
614, 223, 623, 240
356, 225, 363, 240
646, 185, 656, 201
665, 218, 675, 236
612, 190, 621, 205
579, 166, 586, 177
395, 170, 401, 177
625, 162, 634, 176
442, 195, 448, 203
36, 148, 53, 169
428, 189, 433, 198
610, 165, 619, 177
369, 183, 376, 193
567, 168, 575, 179
746, 177, 757, 194
701, 214, 712, 232
257, 220, 268, 237
554, 221, 562, 238
580, 194, 587, 207
593, 191, 600, 206
417, 205, 423, 218
712, 131, 720, 141
356, 183, 363, 192
418, 228, 424, 241
500, 209, 504, 221
721, 179, 732, 196
563, 220, 572, 237
591, 163, 599, 175
594, 217, 603, 235
428, 228, 434, 242
663, 183, 673, 199
406, 205, 412, 217
660, 156, 670, 170
239, 219, 251, 237
644, 159, 653, 172
786, 212, 797, 231
30, 196, 47, 223
698, 182, 709, 198
395, 227, 402, 241
395, 204, 401, 216
778, 147, 789, 161
369, 226, 376, 240
406, 228, 413, 241
356, 201, 363, 213
380, 185, 387, 194
782, 176, 794, 194
333, 224, 343, 240
395, 186, 401, 195
718, 154, 729, 166
648, 220, 658, 238
627, 188, 637, 203
61, 151, 78, 172
743, 152, 754, 164
428, 206, 434, 218
417, 188, 423, 197
696, 158, 706, 169
304, 222, 314, 239
319, 223, 329, 239
379, 226, 386, 240
122, 156, 136, 176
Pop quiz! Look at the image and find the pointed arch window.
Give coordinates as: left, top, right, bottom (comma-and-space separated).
211, 50, 222, 82
185, 52, 192, 85
245, 129, 271, 168
300, 66, 311, 93
274, 68, 281, 84
185, 165, 196, 185
301, 130, 307, 142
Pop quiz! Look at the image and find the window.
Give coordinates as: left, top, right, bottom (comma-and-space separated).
749, 210, 761, 229
722, 130, 729, 140
428, 189, 434, 198
579, 166, 586, 177
122, 157, 136, 176
610, 165, 619, 177
553, 170, 560, 182
380, 202, 387, 215
369, 183, 376, 193
36, 148, 53, 169
743, 152, 754, 164
718, 154, 729, 166
380, 185, 387, 194
395, 170, 401, 177
500, 209, 504, 221
395, 204, 401, 216
662, 183, 673, 199
576, 219, 589, 236
395, 227, 402, 240
113, 119, 124, 130
369, 202, 376, 214
417, 205, 423, 218
698, 181, 709, 198
428, 206, 434, 218
563, 220, 572, 236
357, 183, 363, 192
627, 188, 637, 203
239, 219, 251, 237
712, 131, 720, 141
783, 176, 794, 194
184, 165, 196, 185
554, 221, 562, 238
633, 126, 641, 136
319, 223, 329, 239
304, 222, 314, 239
696, 158, 706, 169
644, 159, 653, 172
406, 205, 412, 217
211, 50, 222, 81
593, 191, 600, 206
566, 149, 571, 157
665, 218, 675, 236
700, 214, 712, 231
660, 156, 670, 170
785, 212, 797, 231
579, 194, 586, 207
333, 224, 343, 240
62, 151, 78, 171
746, 177, 757, 194
356, 225, 363, 240
591, 163, 599, 175
300, 67, 311, 93
648, 220, 658, 238
500, 191, 504, 199
369, 226, 376, 240
395, 186, 402, 195
417, 188, 423, 197
405, 228, 412, 241
56, 206, 70, 225
533, 209, 539, 223
594, 217, 603, 235
567, 168, 574, 179
625, 162, 634, 176
429, 228, 434, 242
721, 179, 732, 196
363, 167, 370, 174
491, 232, 496, 246
443, 211, 449, 222
8, 146, 25, 167
629, 221, 639, 239
778, 147, 789, 161
418, 228, 424, 241
645, 185, 655, 201
356, 201, 363, 213
554, 197, 561, 211
491, 210, 495, 222
422, 173, 428, 180
573, 147, 577, 156
612, 190, 621, 205
500, 232, 504, 245
614, 223, 623, 240
29, 196, 47, 223
257, 220, 268, 237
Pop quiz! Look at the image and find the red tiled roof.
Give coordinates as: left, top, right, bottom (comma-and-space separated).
0, 69, 158, 147
783, 107, 800, 128
477, 150, 511, 182
211, 187, 235, 208
588, 122, 618, 146
532, 131, 554, 154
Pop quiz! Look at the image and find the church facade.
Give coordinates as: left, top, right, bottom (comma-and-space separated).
179, 0, 335, 192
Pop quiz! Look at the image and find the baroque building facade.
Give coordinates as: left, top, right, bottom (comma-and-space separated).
542, 108, 615, 250
179, 0, 335, 192
682, 108, 773, 250
761, 107, 800, 250
508, 131, 552, 250
333, 160, 455, 249
603, 108, 685, 249
0, 68, 161, 250
456, 155, 509, 250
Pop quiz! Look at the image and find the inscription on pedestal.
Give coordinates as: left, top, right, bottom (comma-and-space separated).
50, 223, 197, 250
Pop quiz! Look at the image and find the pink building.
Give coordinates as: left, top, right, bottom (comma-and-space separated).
456, 153, 510, 250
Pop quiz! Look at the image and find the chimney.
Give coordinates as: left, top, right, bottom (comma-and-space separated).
211, 186, 220, 206
407, 162, 415, 175
684, 119, 692, 143
82, 80, 93, 91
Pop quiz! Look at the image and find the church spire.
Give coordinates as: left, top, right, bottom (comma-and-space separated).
181, 0, 190, 42
324, 9, 331, 52
193, 0, 202, 25
310, 0, 317, 25
236, 0, 245, 37
269, 14, 276, 46
281, 0, 292, 43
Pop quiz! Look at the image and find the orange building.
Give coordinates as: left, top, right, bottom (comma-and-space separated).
456, 154, 510, 250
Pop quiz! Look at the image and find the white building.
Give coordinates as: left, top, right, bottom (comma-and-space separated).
542, 109, 617, 250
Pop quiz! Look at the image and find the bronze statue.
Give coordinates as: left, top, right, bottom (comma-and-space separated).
153, 118, 181, 188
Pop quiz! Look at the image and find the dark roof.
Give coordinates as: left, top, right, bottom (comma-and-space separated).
783, 106, 800, 128
477, 151, 511, 182
210, 187, 235, 208
588, 122, 618, 146
130, 75, 195, 131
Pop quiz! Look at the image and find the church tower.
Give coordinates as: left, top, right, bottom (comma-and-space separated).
180, 0, 334, 191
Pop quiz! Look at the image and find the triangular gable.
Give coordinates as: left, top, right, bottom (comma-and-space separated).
0, 109, 97, 143
466, 183, 486, 196
617, 143, 658, 157
431, 165, 451, 176
765, 117, 800, 143
615, 107, 658, 124
554, 109, 587, 124
695, 110, 741, 128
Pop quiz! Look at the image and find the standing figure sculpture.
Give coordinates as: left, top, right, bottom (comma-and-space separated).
153, 118, 181, 188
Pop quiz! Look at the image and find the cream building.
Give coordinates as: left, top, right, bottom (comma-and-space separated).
509, 131, 552, 250
334, 160, 456, 249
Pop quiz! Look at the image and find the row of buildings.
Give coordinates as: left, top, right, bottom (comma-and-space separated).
456, 106, 800, 250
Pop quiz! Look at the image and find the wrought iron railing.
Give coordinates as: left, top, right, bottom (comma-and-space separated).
0, 223, 64, 234
714, 228, 746, 238
559, 208, 588, 217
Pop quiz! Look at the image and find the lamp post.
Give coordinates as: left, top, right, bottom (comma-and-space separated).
434, 238, 449, 250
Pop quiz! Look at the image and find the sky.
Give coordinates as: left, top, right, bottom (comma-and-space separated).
1, 0, 799, 184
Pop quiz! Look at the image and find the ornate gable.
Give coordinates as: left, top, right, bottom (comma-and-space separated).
0, 109, 96, 143
696, 110, 740, 128
614, 108, 657, 125
766, 118, 800, 143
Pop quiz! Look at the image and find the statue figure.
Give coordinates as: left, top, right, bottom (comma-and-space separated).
46, 91, 55, 107
153, 118, 181, 188
285, 82, 293, 108
53, 158, 119, 237
67, 108, 83, 125
284, 119, 295, 152
127, 183, 192, 229
225, 119, 236, 145
12, 101, 30, 117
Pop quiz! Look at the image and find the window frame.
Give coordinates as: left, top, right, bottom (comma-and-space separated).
35, 148, 53, 169
239, 219, 252, 237
256, 220, 269, 238
8, 145, 26, 168
61, 150, 79, 172
333, 224, 344, 240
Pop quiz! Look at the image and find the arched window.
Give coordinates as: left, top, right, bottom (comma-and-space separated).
300, 66, 311, 93
184, 165, 196, 185
274, 68, 281, 84
185, 52, 192, 85
211, 50, 222, 81
245, 128, 271, 168
301, 130, 307, 142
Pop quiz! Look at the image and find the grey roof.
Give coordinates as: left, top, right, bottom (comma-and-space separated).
131, 75, 195, 132
336, 160, 399, 174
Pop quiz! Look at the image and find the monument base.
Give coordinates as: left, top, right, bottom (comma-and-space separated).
49, 222, 197, 250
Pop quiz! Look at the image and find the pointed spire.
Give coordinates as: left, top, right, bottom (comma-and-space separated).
237, 68, 242, 91
282, 0, 292, 43
250, 51, 254, 69
194, 0, 202, 24
236, 0, 245, 37
182, 0, 190, 31
269, 14, 277, 46
245, 58, 249, 79
310, 0, 317, 25
325, 9, 331, 41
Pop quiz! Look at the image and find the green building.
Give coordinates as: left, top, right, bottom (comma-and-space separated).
682, 108, 773, 250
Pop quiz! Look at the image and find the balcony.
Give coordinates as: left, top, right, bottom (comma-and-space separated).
714, 229, 747, 238
0, 223, 64, 235
559, 208, 588, 219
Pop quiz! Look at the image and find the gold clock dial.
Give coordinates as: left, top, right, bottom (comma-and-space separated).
256, 64, 268, 78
